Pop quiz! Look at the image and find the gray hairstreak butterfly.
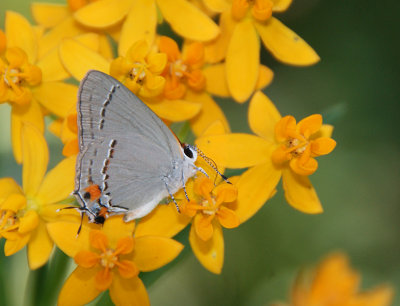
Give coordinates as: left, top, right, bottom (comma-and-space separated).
73, 70, 228, 225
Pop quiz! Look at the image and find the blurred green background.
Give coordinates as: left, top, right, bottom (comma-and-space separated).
0, 0, 399, 305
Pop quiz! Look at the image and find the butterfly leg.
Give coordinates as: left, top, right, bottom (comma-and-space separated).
181, 171, 190, 201
163, 179, 181, 213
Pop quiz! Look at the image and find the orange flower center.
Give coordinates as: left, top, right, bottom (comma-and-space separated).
0, 210, 19, 233
129, 61, 147, 84
0, 47, 42, 105
99, 248, 119, 269
231, 0, 273, 21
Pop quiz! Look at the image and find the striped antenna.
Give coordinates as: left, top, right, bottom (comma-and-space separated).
194, 146, 231, 184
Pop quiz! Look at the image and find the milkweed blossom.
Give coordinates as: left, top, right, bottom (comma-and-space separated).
0, 1, 393, 305
275, 252, 394, 306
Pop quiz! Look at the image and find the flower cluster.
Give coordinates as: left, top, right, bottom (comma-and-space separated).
0, 1, 393, 306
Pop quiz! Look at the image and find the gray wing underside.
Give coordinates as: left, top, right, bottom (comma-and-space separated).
76, 70, 182, 213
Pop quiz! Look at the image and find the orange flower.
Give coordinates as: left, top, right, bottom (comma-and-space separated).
278, 252, 394, 306
47, 216, 184, 306
196, 91, 336, 214
159, 36, 206, 100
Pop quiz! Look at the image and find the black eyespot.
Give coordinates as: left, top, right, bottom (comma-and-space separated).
184, 146, 193, 158
94, 215, 105, 225
83, 192, 91, 200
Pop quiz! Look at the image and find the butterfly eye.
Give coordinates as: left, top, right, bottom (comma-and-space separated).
183, 145, 194, 159
94, 215, 105, 224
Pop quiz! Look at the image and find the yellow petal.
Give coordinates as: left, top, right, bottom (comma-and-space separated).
226, 19, 259, 103
135, 204, 191, 238
217, 206, 239, 228
32, 82, 77, 117
189, 220, 224, 274
38, 17, 83, 60
36, 156, 76, 205
22, 123, 48, 197
11, 100, 44, 164
74, 0, 133, 29
234, 161, 281, 223
99, 34, 114, 61
73, 33, 100, 51
204, 11, 235, 63
19, 210, 39, 234
352, 286, 394, 306
255, 65, 274, 90
132, 236, 183, 271
196, 133, 272, 168
48, 219, 103, 258
312, 124, 334, 139
109, 275, 150, 306
1, 193, 26, 212
254, 17, 320, 66
4, 232, 31, 256
31, 3, 70, 28
194, 214, 214, 241
271, 0, 292, 12
201, 120, 227, 136
248, 91, 281, 141
118, 0, 157, 56
5, 11, 38, 63
156, 0, 220, 41
298, 114, 322, 138
311, 137, 336, 156
101, 216, 135, 249
36, 48, 70, 82
59, 38, 109, 81
147, 98, 201, 122
203, 0, 230, 12
282, 168, 323, 214
203, 63, 229, 97
58, 267, 101, 306
186, 90, 230, 136
27, 220, 54, 269
0, 178, 23, 202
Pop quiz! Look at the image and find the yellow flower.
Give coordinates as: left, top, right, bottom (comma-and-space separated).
196, 91, 336, 214
201, 0, 320, 102
1, 12, 77, 163
110, 40, 167, 98
278, 252, 394, 306
47, 216, 183, 306
49, 110, 79, 157
0, 123, 76, 269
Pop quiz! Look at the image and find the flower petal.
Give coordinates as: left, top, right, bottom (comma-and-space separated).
117, 260, 139, 278
203, 0, 230, 12
282, 168, 323, 214
311, 137, 336, 156
135, 204, 191, 238
271, 0, 292, 12
187, 90, 230, 136
31, 3, 70, 28
196, 133, 272, 168
36, 48, 70, 82
73, 0, 133, 29
248, 91, 281, 141
254, 17, 320, 66
58, 267, 101, 306
38, 17, 83, 60
95, 268, 113, 291
109, 274, 150, 306
226, 19, 259, 103
32, 82, 77, 117
0, 178, 22, 202
217, 206, 239, 229
132, 236, 183, 272
36, 155, 76, 204
102, 216, 136, 249
204, 11, 235, 63
189, 220, 224, 274
298, 114, 322, 138
255, 65, 274, 90
234, 161, 281, 223
156, 0, 220, 41
312, 124, 334, 139
19, 210, 39, 234
59, 38, 110, 81
4, 232, 31, 256
27, 220, 54, 269
11, 100, 44, 164
203, 63, 230, 97
194, 214, 214, 241
74, 250, 99, 268
22, 123, 48, 197
147, 98, 201, 122
118, 0, 157, 56
5, 11, 38, 63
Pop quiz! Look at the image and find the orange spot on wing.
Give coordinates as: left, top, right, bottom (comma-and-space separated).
99, 206, 109, 218
85, 184, 101, 201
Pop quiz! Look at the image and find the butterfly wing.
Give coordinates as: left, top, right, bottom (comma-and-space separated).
75, 70, 183, 219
